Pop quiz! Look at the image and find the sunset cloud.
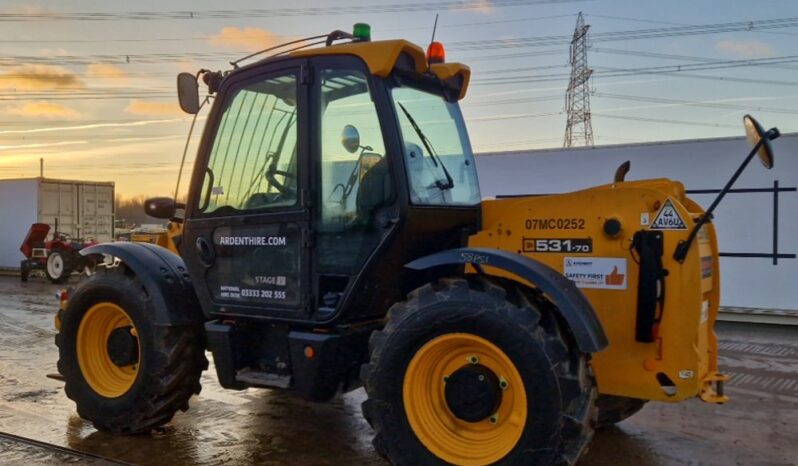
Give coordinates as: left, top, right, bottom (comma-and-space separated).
125, 99, 184, 117
209, 27, 286, 52
0, 64, 84, 90
468, 0, 494, 14
3, 101, 80, 119
86, 63, 127, 82
450, 0, 494, 14
0, 4, 57, 14
39, 47, 69, 56
715, 40, 775, 59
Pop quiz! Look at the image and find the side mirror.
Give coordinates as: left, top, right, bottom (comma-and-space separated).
673, 115, 780, 262
145, 197, 176, 219
177, 73, 200, 115
341, 125, 361, 154
744, 114, 776, 169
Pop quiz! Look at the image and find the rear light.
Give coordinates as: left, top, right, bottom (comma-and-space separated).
427, 41, 445, 64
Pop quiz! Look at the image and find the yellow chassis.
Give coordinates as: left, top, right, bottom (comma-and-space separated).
470, 178, 727, 404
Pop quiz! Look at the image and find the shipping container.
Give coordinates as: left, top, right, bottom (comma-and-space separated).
0, 177, 114, 269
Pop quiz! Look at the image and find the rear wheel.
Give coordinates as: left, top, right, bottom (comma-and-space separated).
595, 395, 647, 428
20, 262, 29, 282
46, 250, 72, 284
56, 265, 207, 433
361, 277, 596, 466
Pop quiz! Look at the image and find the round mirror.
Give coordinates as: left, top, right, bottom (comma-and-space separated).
743, 114, 774, 169
341, 125, 361, 154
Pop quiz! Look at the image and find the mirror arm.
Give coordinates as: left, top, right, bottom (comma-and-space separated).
673, 133, 771, 262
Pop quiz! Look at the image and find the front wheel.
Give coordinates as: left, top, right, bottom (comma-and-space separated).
56, 265, 207, 434
361, 277, 596, 466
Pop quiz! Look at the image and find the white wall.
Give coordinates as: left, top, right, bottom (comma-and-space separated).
475, 133, 798, 311
0, 180, 40, 269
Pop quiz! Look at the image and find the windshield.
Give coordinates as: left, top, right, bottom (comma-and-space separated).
391, 84, 480, 206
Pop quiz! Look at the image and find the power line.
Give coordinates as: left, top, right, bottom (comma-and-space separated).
595, 93, 798, 116
594, 113, 742, 130
592, 47, 798, 71
3, 56, 798, 104
594, 113, 798, 134
0, 0, 587, 22
472, 55, 798, 86
449, 16, 798, 51
0, 14, 579, 43
3, 16, 798, 66
585, 13, 798, 37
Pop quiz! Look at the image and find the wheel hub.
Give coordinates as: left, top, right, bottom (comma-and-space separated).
444, 364, 502, 422
107, 326, 139, 367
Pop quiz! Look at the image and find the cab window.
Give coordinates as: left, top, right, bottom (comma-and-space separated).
201, 72, 298, 214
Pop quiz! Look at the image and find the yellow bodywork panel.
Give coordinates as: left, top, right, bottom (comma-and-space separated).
289, 39, 471, 99
469, 178, 725, 403
130, 221, 181, 255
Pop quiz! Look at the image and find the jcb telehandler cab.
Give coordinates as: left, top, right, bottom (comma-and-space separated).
55, 24, 780, 465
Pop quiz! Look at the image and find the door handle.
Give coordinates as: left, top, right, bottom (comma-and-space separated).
195, 236, 215, 266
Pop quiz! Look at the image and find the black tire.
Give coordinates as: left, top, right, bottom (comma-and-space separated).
361, 277, 596, 466
20, 262, 29, 282
56, 264, 208, 434
46, 249, 72, 284
595, 395, 647, 428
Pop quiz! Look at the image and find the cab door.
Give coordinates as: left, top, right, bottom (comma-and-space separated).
311, 57, 400, 321
183, 60, 311, 321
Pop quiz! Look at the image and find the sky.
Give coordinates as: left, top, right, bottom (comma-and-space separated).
1, 0, 797, 197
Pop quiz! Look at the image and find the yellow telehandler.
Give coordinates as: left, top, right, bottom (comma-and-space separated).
54, 24, 779, 465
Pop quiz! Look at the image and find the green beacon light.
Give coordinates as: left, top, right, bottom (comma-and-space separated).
353, 23, 371, 42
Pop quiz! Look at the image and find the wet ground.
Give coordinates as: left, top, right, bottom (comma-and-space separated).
0, 274, 796, 466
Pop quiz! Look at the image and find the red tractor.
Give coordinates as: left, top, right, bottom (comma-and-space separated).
20, 223, 99, 283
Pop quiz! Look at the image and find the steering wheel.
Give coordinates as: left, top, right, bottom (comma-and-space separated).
265, 167, 296, 195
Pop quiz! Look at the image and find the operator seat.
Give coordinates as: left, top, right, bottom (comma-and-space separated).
356, 156, 392, 226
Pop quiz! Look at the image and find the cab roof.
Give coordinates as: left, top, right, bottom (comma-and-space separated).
288, 39, 471, 100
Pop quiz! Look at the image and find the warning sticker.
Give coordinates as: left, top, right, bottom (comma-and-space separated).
563, 257, 627, 290
650, 199, 687, 230
700, 300, 710, 324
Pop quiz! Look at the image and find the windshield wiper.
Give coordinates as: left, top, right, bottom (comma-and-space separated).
397, 102, 454, 190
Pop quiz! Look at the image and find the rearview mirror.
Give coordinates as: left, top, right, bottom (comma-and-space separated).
145, 197, 176, 219
744, 114, 775, 169
177, 73, 200, 115
341, 125, 361, 154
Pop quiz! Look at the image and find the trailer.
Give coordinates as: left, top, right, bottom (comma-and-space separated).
0, 177, 114, 271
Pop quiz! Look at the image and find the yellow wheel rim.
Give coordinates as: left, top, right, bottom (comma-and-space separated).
403, 333, 528, 466
76, 302, 140, 398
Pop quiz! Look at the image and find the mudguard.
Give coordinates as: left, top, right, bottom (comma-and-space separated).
406, 247, 608, 353
80, 242, 204, 326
